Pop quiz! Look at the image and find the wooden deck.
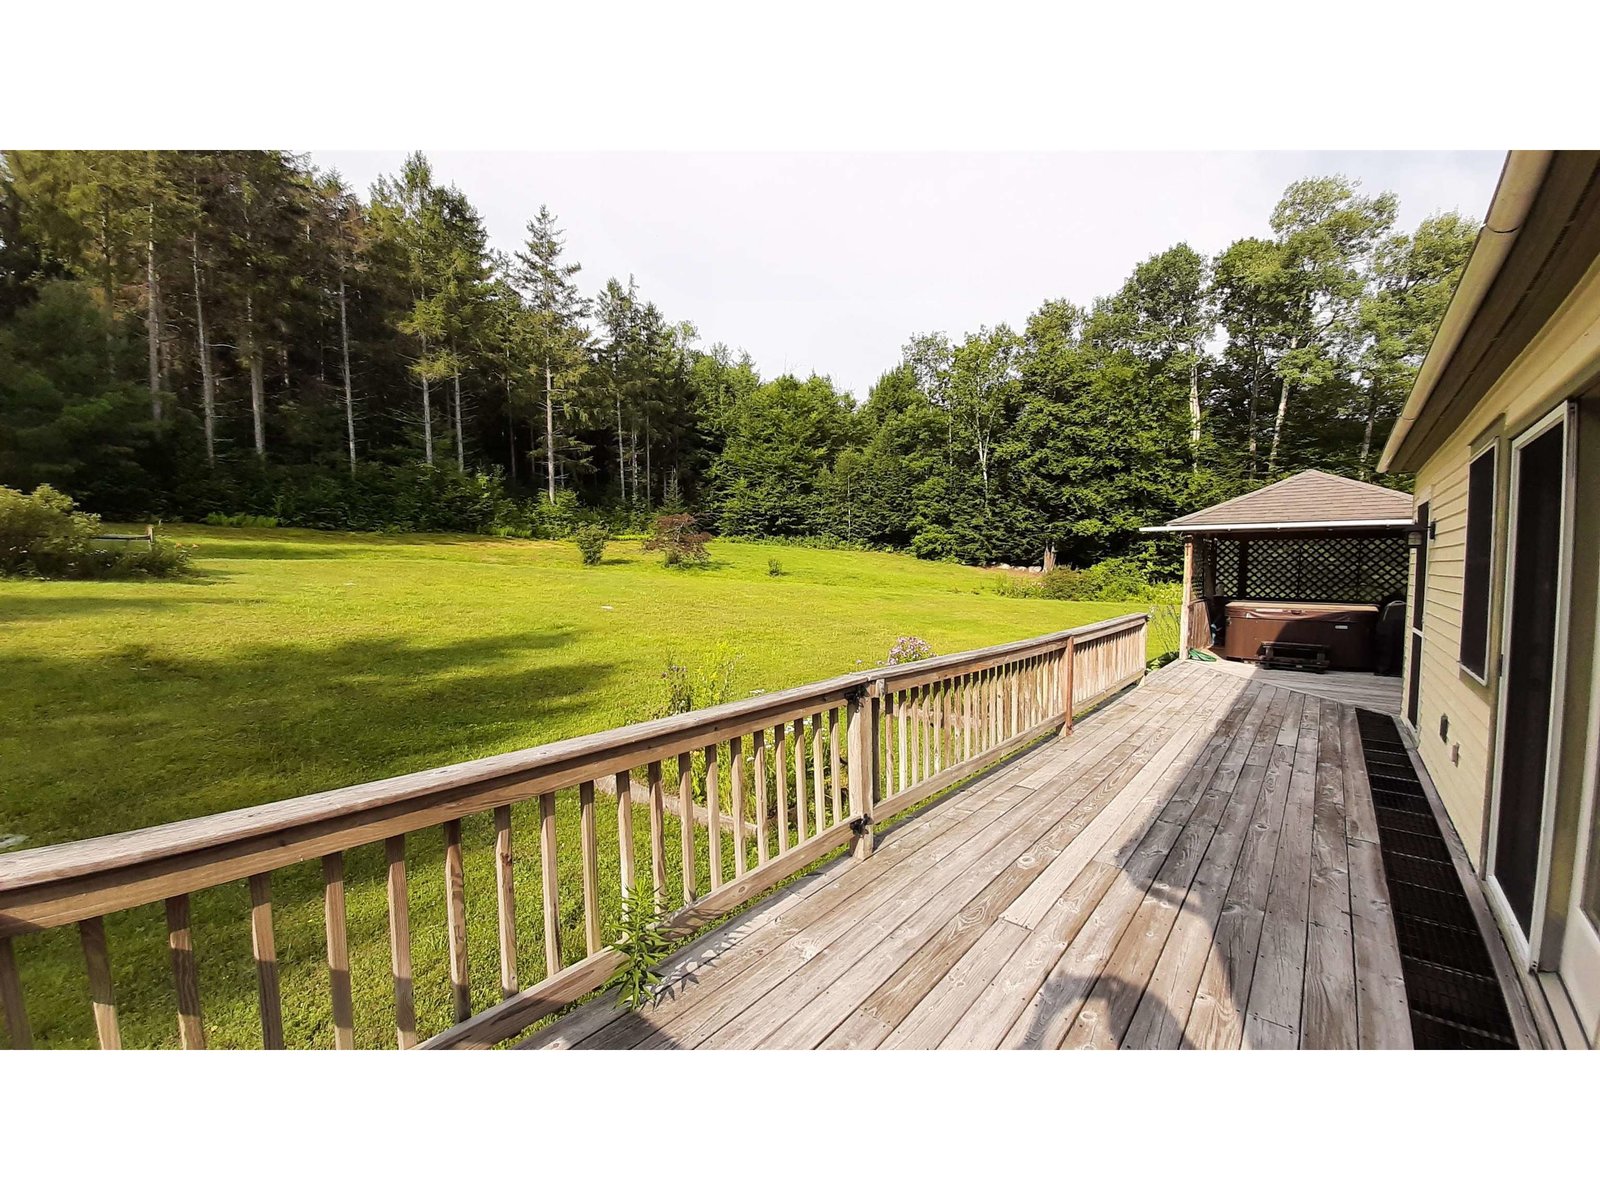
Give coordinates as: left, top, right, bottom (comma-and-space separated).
523, 659, 1415, 1050
1194, 656, 1404, 717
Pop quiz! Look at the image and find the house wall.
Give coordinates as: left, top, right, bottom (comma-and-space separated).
1403, 252, 1600, 911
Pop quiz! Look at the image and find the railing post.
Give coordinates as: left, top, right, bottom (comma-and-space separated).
1058, 637, 1076, 738
848, 680, 881, 860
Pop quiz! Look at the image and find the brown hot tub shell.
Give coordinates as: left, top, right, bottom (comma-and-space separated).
1221, 601, 1379, 672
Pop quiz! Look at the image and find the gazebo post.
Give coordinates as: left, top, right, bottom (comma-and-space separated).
1179, 536, 1194, 654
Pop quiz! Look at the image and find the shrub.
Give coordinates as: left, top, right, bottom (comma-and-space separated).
203, 512, 280, 528
643, 512, 712, 568
0, 484, 100, 576
767, 557, 784, 576
996, 556, 1168, 604
651, 644, 740, 718
885, 635, 935, 665
575, 523, 608, 566
0, 485, 188, 579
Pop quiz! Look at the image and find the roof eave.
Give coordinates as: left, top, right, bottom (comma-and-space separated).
1378, 150, 1554, 474
1139, 518, 1416, 535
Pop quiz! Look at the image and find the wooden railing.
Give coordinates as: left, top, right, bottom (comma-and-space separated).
0, 613, 1147, 1050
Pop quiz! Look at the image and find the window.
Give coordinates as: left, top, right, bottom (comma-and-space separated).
1460, 445, 1496, 680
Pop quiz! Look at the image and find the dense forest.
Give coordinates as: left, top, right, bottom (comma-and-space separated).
0, 150, 1472, 574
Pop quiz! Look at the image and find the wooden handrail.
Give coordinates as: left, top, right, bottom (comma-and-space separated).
0, 612, 1148, 1048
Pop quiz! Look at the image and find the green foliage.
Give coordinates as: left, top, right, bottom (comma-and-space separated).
996, 556, 1177, 604
643, 512, 712, 568
574, 522, 607, 565
0, 483, 188, 579
651, 642, 740, 718
203, 512, 279, 528
606, 892, 675, 1011
0, 151, 1467, 577
767, 557, 783, 576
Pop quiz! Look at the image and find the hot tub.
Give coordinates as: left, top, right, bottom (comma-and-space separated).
1221, 601, 1379, 672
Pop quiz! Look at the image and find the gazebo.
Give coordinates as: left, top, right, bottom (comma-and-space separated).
1141, 470, 1417, 671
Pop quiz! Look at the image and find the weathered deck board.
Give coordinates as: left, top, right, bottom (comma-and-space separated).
523, 660, 1420, 1050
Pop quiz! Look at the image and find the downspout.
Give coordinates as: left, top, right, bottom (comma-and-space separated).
1378, 150, 1553, 473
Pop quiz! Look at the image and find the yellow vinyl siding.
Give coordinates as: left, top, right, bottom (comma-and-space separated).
1402, 252, 1600, 869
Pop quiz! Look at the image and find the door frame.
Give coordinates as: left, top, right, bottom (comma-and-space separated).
1485, 401, 1578, 967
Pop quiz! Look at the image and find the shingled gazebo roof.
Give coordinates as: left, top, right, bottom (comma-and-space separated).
1140, 469, 1415, 535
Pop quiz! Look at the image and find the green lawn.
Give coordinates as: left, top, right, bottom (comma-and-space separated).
0, 526, 1161, 1048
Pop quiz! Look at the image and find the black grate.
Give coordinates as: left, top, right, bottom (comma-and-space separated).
1207, 536, 1410, 604
1354, 709, 1518, 1049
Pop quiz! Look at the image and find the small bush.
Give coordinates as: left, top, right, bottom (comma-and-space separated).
885, 635, 935, 665
575, 523, 608, 566
643, 512, 712, 568
996, 556, 1169, 604
0, 485, 188, 580
203, 512, 280, 528
651, 643, 740, 718
767, 557, 784, 576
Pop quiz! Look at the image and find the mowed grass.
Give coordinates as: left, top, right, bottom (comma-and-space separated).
0, 526, 1160, 1049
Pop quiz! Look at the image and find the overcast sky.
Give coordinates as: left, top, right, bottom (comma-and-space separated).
317, 151, 1504, 400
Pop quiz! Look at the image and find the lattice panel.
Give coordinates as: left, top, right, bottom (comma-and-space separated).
1204, 536, 1408, 604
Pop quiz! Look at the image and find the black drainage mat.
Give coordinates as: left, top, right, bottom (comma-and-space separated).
1353, 711, 1517, 1049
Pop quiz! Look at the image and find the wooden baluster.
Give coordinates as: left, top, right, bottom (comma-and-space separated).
730, 737, 747, 877
752, 731, 770, 865
1061, 638, 1076, 735
896, 689, 909, 792
386, 835, 416, 1048
791, 718, 808, 843
647, 762, 668, 905
811, 714, 826, 833
540, 792, 562, 976
580, 782, 602, 955
829, 707, 843, 825
616, 770, 636, 898
678, 751, 697, 905
493, 806, 517, 999
320, 856, 353, 1049
244, 874, 284, 1049
1009, 661, 1020, 737
880, 692, 895, 798
909, 686, 922, 783
774, 722, 790, 854
443, 819, 471, 1023
0, 935, 33, 1050
706, 744, 723, 890
77, 916, 121, 1050
161, 894, 206, 1050
963, 673, 975, 761
848, 684, 880, 861
931, 683, 943, 774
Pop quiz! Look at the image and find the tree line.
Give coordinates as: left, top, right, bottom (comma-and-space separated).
0, 150, 1472, 571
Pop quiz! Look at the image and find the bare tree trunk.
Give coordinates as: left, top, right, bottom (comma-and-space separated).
505, 370, 518, 482
453, 370, 465, 471
1247, 353, 1260, 480
146, 207, 161, 422
1268, 375, 1290, 474
1267, 336, 1296, 476
544, 358, 557, 501
1359, 380, 1379, 479
191, 238, 216, 466
1188, 359, 1201, 464
245, 295, 266, 459
616, 397, 626, 503
420, 333, 434, 465
338, 275, 356, 474
422, 380, 434, 464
